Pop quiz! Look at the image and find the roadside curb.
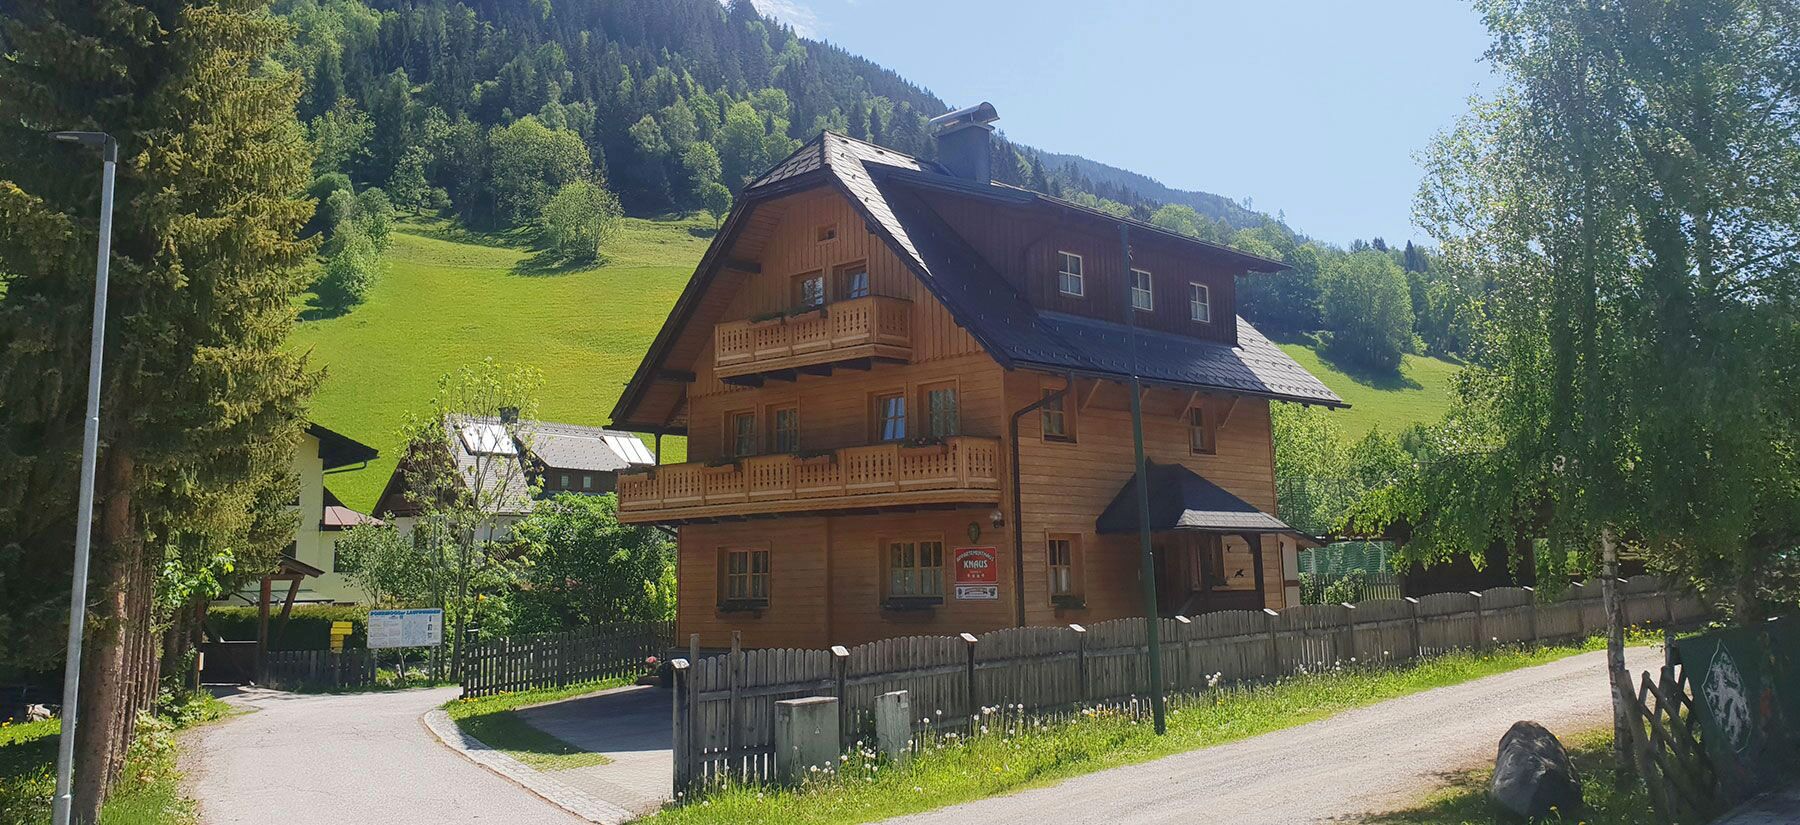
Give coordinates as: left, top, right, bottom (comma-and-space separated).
421, 708, 636, 825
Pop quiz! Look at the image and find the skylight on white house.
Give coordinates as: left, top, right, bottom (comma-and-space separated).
604, 434, 656, 465
459, 422, 518, 455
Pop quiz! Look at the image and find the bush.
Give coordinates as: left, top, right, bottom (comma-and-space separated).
314, 224, 379, 308
207, 604, 369, 651
538, 179, 623, 262
1319, 250, 1414, 372
1321, 570, 1370, 605
355, 187, 394, 252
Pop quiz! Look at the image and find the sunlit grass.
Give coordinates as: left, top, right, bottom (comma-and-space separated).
443, 676, 639, 771
292, 213, 710, 511
1277, 340, 1461, 435
646, 640, 1630, 825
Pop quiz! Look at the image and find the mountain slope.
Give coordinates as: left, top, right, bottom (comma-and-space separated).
1034, 150, 1269, 230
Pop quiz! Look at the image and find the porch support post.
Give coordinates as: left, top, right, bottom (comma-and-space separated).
1244, 533, 1267, 609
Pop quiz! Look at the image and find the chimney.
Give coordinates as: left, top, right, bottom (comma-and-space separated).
929, 102, 1000, 185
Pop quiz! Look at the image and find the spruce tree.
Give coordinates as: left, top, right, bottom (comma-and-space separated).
0, 0, 317, 815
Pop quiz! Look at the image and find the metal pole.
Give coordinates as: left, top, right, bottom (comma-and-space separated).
52, 132, 118, 825
1119, 223, 1166, 734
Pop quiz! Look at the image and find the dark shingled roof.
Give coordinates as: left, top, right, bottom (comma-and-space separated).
609, 132, 1344, 429
308, 423, 379, 471
1096, 462, 1296, 535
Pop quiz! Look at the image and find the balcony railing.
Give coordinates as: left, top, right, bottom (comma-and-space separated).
713, 295, 912, 379
617, 436, 1002, 522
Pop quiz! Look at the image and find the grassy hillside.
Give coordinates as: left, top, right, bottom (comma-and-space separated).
297, 215, 1458, 511
1276, 342, 1461, 436
293, 216, 709, 510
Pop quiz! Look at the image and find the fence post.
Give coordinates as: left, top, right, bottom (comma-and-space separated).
1523, 586, 1538, 646
831, 645, 850, 749
727, 631, 742, 778
1263, 608, 1281, 679
1406, 597, 1422, 659
1070, 624, 1088, 706
1469, 591, 1485, 651
1340, 603, 1358, 664
1570, 581, 1589, 637
671, 658, 692, 798
961, 632, 979, 722
1173, 615, 1191, 691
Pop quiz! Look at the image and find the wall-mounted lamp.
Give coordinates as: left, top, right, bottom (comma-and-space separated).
989, 509, 1004, 528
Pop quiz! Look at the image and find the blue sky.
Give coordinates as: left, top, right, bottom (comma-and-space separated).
753, 0, 1496, 247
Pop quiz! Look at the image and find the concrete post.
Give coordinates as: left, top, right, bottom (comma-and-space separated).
775, 696, 840, 785
875, 690, 911, 765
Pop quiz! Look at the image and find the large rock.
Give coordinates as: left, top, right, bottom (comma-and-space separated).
1490, 721, 1584, 819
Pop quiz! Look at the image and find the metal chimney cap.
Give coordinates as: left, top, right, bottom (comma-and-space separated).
928, 102, 999, 134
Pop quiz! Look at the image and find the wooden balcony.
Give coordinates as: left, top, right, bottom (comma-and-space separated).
616, 436, 1002, 524
713, 295, 912, 383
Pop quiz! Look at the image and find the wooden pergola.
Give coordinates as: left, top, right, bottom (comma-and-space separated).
255, 555, 324, 674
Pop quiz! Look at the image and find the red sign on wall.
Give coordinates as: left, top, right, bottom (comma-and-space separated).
954, 547, 999, 599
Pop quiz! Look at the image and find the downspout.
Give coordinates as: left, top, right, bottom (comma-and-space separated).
1007, 372, 1075, 627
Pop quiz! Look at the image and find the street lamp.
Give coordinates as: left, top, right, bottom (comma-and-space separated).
47, 129, 119, 825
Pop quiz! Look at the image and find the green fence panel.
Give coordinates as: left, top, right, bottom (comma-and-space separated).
1674, 619, 1799, 799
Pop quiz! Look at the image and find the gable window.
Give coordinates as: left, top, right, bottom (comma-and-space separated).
1048, 535, 1082, 600
886, 539, 945, 600
1131, 269, 1154, 311
728, 410, 758, 457
1189, 282, 1212, 323
922, 383, 960, 438
771, 405, 800, 453
582, 474, 594, 491
836, 261, 870, 300
874, 392, 907, 441
1041, 387, 1072, 442
793, 271, 826, 309
1189, 406, 1217, 455
721, 548, 770, 606
1057, 251, 1085, 297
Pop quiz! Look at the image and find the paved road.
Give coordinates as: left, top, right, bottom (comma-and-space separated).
881, 647, 1662, 825
186, 686, 583, 825
513, 685, 672, 817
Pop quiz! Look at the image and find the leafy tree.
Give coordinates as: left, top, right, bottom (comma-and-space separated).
1318, 250, 1414, 372
506, 493, 675, 632
487, 116, 590, 225
538, 179, 623, 262
316, 224, 379, 309
397, 359, 544, 678
355, 186, 394, 251
680, 141, 723, 205
308, 97, 373, 178
700, 181, 732, 228
334, 522, 447, 608
0, 1, 317, 814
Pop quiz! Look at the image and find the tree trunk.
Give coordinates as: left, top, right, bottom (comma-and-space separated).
1599, 525, 1633, 785
72, 449, 138, 823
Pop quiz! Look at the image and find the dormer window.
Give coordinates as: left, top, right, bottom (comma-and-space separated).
1189, 282, 1212, 323
1131, 269, 1154, 311
1057, 251, 1084, 297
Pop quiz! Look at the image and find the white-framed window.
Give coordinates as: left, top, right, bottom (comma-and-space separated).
1131, 268, 1154, 311
887, 540, 945, 599
1189, 282, 1212, 323
1057, 251, 1084, 297
582, 474, 594, 490
559, 473, 570, 489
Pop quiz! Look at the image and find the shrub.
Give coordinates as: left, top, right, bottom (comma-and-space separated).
538, 179, 623, 262
1321, 570, 1370, 605
206, 604, 369, 651
355, 187, 394, 252
314, 224, 379, 308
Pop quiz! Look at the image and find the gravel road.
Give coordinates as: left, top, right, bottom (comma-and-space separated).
881, 646, 1661, 825
186, 686, 583, 825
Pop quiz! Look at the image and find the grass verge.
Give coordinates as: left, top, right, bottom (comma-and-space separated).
1367, 728, 1654, 824
0, 691, 232, 825
646, 640, 1629, 825
443, 676, 638, 771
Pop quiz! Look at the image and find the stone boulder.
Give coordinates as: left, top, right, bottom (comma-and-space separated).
1490, 721, 1583, 819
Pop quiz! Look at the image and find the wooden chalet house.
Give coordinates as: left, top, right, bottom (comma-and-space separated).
612, 103, 1345, 650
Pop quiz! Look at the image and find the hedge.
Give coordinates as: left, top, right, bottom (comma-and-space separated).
207, 605, 369, 651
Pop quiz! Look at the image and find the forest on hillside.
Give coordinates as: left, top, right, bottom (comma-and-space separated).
282, 0, 1481, 369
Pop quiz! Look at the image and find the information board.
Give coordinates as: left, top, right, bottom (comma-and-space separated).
368, 609, 443, 649
954, 547, 998, 600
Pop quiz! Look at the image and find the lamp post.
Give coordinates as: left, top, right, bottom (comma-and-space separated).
48, 130, 119, 825
1119, 223, 1167, 735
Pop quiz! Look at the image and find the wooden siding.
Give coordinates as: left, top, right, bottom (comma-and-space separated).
917, 190, 1241, 345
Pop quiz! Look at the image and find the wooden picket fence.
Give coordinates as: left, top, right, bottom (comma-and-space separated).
262, 649, 380, 692
670, 575, 1705, 793
461, 620, 675, 698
